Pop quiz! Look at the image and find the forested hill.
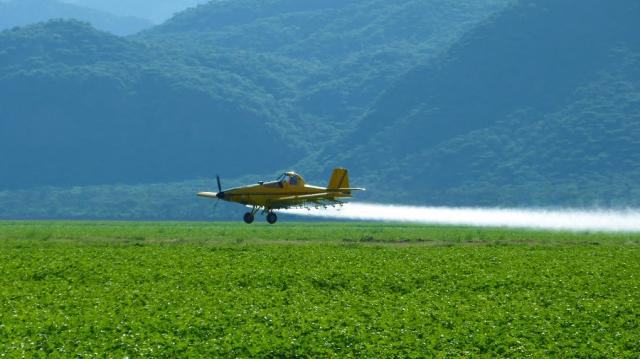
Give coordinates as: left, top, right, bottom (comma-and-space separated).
0, 0, 506, 189
0, 20, 298, 189
140, 0, 510, 139
1, 0, 639, 219
321, 0, 640, 206
0, 0, 151, 35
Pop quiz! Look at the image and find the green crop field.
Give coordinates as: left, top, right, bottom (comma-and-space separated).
1, 221, 639, 357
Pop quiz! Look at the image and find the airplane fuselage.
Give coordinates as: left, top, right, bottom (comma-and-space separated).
198, 169, 363, 224
200, 181, 352, 208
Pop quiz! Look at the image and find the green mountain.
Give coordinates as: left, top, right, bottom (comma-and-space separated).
322, 0, 640, 206
0, 0, 152, 35
0, 0, 506, 187
0, 20, 297, 189
143, 0, 508, 141
1, 0, 639, 220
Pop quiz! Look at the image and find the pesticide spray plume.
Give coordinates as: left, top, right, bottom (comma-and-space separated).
288, 203, 640, 232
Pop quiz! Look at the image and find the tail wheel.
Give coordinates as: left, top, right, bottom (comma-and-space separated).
266, 212, 278, 224
243, 212, 255, 224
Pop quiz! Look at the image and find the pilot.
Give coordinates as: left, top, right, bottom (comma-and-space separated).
290, 175, 298, 186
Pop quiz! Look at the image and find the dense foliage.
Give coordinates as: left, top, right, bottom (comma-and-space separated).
313, 0, 640, 206
1, 0, 639, 219
0, 19, 296, 188
1, 222, 639, 356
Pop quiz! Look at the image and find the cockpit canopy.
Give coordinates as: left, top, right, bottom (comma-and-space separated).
276, 172, 304, 186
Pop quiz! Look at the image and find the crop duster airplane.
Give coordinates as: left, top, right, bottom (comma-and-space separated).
197, 168, 365, 224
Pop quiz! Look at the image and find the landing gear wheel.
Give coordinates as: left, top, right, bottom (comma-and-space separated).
243, 212, 255, 224
266, 212, 278, 224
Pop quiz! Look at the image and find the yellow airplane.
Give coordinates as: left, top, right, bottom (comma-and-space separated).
197, 168, 365, 224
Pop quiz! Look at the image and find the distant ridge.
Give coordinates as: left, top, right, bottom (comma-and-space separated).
0, 0, 152, 35
60, 0, 209, 24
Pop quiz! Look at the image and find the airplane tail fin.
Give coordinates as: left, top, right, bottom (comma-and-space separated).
328, 168, 350, 189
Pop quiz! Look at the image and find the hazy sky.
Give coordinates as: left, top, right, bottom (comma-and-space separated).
59, 0, 211, 23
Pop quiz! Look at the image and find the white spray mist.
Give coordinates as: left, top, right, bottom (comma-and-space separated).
287, 203, 640, 232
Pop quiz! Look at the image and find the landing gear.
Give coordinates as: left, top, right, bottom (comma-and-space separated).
266, 212, 278, 224
243, 212, 255, 224
243, 206, 260, 224
243, 207, 277, 224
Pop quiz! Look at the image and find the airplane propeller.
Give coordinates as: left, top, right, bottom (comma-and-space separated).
209, 175, 223, 220
215, 175, 225, 199
196, 175, 227, 219
197, 176, 224, 199
211, 195, 220, 218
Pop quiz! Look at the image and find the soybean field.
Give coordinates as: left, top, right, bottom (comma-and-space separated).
1, 221, 639, 357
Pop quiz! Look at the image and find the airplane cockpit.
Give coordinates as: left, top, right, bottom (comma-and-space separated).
276, 172, 303, 186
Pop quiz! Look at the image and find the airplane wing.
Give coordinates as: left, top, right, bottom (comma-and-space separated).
268, 193, 341, 209
278, 193, 333, 201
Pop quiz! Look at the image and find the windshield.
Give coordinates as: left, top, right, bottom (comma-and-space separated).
275, 173, 299, 186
